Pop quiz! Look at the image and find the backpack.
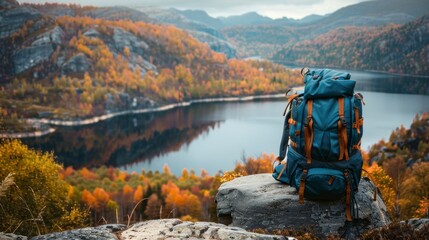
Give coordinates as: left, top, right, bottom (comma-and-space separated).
272, 68, 364, 222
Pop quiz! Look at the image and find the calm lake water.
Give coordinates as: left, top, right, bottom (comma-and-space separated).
23, 70, 429, 175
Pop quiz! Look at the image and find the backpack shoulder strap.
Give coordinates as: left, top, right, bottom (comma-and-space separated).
338, 97, 349, 160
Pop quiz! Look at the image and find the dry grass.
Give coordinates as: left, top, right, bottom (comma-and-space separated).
0, 173, 15, 197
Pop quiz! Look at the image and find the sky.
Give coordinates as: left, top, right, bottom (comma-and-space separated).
19, 0, 371, 19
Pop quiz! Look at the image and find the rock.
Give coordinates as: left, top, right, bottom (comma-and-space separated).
84, 6, 153, 23
30, 224, 125, 240
0, 0, 19, 9
216, 174, 391, 237
31, 26, 64, 46
0, 6, 42, 39
404, 218, 429, 231
83, 28, 101, 38
120, 219, 291, 240
13, 44, 53, 74
112, 27, 149, 55
189, 30, 236, 58
61, 53, 91, 75
0, 232, 27, 240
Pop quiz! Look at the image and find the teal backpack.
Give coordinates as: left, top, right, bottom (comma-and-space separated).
273, 68, 364, 222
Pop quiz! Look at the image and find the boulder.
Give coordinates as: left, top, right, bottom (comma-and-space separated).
83, 28, 101, 38
0, 0, 19, 9
30, 224, 125, 240
61, 53, 91, 75
0, 232, 27, 240
0, 6, 42, 39
188, 30, 237, 58
403, 218, 429, 231
216, 174, 391, 237
121, 219, 291, 240
24, 220, 291, 240
112, 27, 149, 56
13, 44, 53, 74
31, 26, 64, 46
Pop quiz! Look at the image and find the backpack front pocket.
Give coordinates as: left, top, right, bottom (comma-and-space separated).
301, 168, 346, 200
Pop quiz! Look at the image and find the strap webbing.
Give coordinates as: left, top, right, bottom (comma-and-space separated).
304, 100, 314, 164
345, 171, 352, 222
354, 107, 361, 134
283, 93, 299, 116
299, 169, 308, 205
338, 98, 349, 160
276, 163, 287, 180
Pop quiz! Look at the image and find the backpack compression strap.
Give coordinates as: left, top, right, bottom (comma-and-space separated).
304, 99, 314, 163
299, 99, 314, 204
338, 97, 349, 160
344, 171, 352, 221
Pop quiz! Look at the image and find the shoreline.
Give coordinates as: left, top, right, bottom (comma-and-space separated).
1, 92, 295, 139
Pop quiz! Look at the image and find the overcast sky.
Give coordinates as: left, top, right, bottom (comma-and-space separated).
19, 0, 371, 19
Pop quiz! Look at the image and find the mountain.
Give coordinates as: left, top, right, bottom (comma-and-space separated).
0, 2, 299, 133
218, 12, 273, 27
27, 4, 237, 58
298, 14, 325, 24
138, 7, 236, 58
179, 9, 224, 29
306, 0, 429, 36
28, 3, 154, 23
272, 14, 429, 75
219, 0, 429, 58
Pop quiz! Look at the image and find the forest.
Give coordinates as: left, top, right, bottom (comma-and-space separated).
1, 113, 428, 236
273, 15, 429, 75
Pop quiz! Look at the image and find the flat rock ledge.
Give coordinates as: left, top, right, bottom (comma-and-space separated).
121, 219, 292, 240
1, 219, 294, 240
216, 174, 391, 237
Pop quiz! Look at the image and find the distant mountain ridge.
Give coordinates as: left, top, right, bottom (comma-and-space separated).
273, 14, 429, 75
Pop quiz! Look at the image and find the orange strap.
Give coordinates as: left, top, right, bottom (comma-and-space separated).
276, 163, 287, 180
304, 100, 314, 164
290, 139, 297, 148
352, 139, 362, 150
288, 118, 297, 125
283, 93, 299, 116
353, 107, 361, 135
344, 171, 352, 222
299, 169, 308, 205
338, 98, 349, 160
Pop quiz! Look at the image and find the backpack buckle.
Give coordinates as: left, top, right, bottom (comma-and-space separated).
304, 116, 312, 126
340, 117, 347, 127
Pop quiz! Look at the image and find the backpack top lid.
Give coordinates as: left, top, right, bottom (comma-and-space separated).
303, 68, 356, 99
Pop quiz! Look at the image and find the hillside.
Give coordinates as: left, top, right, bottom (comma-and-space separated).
219, 0, 429, 59
272, 15, 429, 75
0, 2, 300, 134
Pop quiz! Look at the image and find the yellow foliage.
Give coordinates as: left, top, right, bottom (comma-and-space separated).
0, 140, 87, 236
363, 152, 397, 216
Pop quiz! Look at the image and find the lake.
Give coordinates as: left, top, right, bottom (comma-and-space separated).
23, 70, 429, 175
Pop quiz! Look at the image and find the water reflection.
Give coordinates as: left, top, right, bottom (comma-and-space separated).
22, 70, 429, 174
342, 70, 428, 95
23, 106, 223, 169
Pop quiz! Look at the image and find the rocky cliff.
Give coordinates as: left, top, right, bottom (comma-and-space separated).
216, 174, 391, 238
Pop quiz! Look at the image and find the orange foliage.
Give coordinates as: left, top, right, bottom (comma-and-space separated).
162, 181, 202, 220
133, 185, 144, 203
80, 167, 96, 180
81, 189, 97, 209
93, 187, 110, 210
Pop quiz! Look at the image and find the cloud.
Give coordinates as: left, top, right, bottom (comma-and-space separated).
19, 0, 369, 19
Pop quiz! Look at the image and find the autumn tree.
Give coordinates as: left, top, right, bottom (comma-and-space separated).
0, 140, 87, 236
